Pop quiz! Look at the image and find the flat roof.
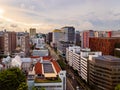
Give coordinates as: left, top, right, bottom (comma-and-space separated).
43, 63, 54, 73
90, 37, 120, 39
94, 55, 120, 61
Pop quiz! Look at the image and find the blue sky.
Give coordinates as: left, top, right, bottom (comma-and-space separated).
0, 0, 120, 33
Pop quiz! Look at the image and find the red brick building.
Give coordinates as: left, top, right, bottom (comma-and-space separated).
4, 32, 17, 54
89, 37, 120, 55
0, 35, 4, 53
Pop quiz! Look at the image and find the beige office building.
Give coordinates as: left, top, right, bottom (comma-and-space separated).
89, 55, 120, 90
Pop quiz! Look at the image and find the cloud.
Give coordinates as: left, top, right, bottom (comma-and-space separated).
0, 0, 120, 33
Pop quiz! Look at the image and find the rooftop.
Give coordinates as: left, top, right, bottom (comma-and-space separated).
34, 76, 61, 83
43, 63, 54, 73
90, 37, 120, 39
34, 59, 61, 77
94, 55, 120, 62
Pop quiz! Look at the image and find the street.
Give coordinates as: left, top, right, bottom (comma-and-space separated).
46, 44, 59, 60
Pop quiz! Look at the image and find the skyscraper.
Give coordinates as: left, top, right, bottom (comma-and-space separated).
61, 26, 75, 43
4, 31, 16, 54
30, 28, 36, 36
81, 30, 94, 48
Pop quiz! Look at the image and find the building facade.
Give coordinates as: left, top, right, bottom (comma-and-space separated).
52, 29, 62, 47
57, 41, 74, 56
89, 37, 120, 55
89, 55, 120, 90
66, 46, 102, 82
61, 26, 75, 43
0, 35, 4, 54
81, 30, 94, 48
75, 31, 80, 45
46, 32, 52, 44
30, 28, 36, 36
4, 31, 16, 55
17, 32, 30, 56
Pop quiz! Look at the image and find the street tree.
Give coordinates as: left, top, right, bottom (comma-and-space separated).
0, 67, 27, 90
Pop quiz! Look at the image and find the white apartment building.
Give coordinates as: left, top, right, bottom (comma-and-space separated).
66, 46, 102, 82
32, 37, 45, 48
17, 32, 30, 56
66, 46, 81, 72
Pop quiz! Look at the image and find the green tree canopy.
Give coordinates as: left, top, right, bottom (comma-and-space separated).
0, 67, 27, 90
17, 82, 28, 90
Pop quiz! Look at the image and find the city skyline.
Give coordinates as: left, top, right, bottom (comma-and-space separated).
0, 0, 120, 33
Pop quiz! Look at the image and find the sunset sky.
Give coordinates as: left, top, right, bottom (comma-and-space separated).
0, 0, 120, 33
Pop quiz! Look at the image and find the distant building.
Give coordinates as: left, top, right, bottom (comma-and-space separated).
52, 29, 62, 47
32, 49, 49, 57
16, 32, 30, 56
111, 30, 120, 37
89, 55, 120, 90
57, 41, 74, 56
0, 35, 4, 54
46, 32, 52, 44
89, 37, 120, 55
61, 26, 75, 43
32, 37, 45, 48
30, 28, 36, 36
81, 30, 94, 48
4, 31, 16, 55
75, 31, 80, 45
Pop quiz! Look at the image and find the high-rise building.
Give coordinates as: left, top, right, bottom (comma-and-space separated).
52, 29, 62, 47
57, 41, 74, 56
30, 28, 36, 36
61, 26, 75, 43
81, 30, 94, 48
89, 37, 120, 55
89, 55, 120, 90
75, 31, 80, 45
0, 35, 4, 54
46, 32, 52, 44
17, 32, 30, 56
4, 31, 16, 54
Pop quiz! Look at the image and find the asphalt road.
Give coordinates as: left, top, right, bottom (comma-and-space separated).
46, 44, 59, 60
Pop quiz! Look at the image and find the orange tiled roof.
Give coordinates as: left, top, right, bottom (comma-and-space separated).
43, 56, 52, 60
35, 62, 42, 74
52, 60, 61, 73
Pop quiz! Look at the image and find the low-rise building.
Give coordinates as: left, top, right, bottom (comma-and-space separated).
27, 57, 66, 90
32, 49, 49, 57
